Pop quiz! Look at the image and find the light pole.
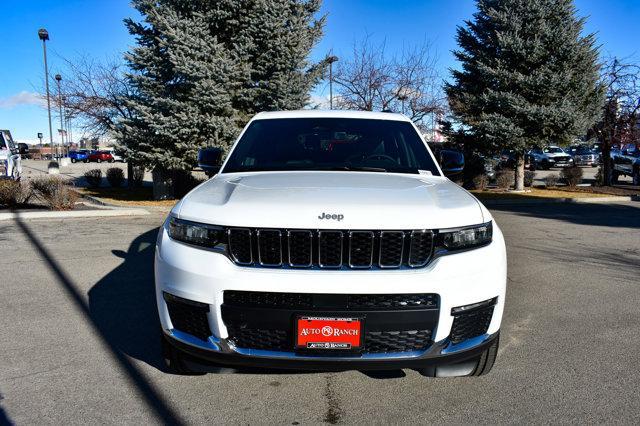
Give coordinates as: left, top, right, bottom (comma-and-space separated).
398, 94, 408, 115
55, 74, 64, 158
38, 28, 55, 162
327, 55, 338, 110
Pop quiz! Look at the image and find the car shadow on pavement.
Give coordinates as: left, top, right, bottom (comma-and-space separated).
87, 228, 165, 372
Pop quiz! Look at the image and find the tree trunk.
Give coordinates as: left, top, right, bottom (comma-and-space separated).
152, 166, 174, 200
601, 136, 612, 186
127, 162, 134, 189
514, 152, 525, 191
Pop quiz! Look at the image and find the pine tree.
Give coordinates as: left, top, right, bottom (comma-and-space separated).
118, 0, 325, 198
445, 0, 604, 190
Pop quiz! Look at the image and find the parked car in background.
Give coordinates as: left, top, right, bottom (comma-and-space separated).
87, 150, 114, 163
69, 149, 90, 163
499, 149, 535, 170
611, 143, 640, 185
17, 143, 30, 159
566, 145, 598, 167
0, 129, 22, 180
111, 152, 127, 163
528, 146, 573, 170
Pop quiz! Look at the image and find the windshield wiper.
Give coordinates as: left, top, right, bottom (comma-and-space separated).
327, 165, 388, 172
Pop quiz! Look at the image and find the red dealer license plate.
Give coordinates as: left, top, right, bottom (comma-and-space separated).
296, 317, 362, 350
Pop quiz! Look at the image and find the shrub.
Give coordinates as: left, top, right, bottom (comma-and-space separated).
106, 167, 125, 187
560, 166, 583, 187
496, 171, 513, 190
544, 173, 559, 188
472, 174, 488, 191
593, 167, 604, 186
524, 170, 535, 187
30, 176, 79, 210
0, 179, 32, 208
84, 169, 102, 188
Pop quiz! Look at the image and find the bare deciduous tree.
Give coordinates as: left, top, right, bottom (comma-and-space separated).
50, 55, 135, 138
332, 38, 444, 129
593, 57, 640, 185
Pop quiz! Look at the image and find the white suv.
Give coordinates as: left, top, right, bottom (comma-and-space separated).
155, 110, 506, 377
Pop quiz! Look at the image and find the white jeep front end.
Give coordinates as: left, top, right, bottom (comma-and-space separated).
155, 111, 507, 376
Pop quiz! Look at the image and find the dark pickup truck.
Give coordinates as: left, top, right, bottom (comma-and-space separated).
611, 143, 640, 185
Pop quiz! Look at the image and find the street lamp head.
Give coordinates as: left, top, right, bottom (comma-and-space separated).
55, 74, 62, 82
38, 28, 49, 41
327, 55, 339, 64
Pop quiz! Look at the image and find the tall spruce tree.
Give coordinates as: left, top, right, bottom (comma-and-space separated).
118, 0, 325, 198
445, 0, 604, 190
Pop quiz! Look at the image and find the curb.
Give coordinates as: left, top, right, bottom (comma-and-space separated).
0, 207, 149, 221
481, 195, 639, 206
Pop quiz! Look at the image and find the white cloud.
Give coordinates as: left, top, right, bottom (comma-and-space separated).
306, 94, 331, 109
0, 91, 45, 109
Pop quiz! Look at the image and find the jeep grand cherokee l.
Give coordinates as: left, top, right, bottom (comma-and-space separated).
156, 111, 507, 377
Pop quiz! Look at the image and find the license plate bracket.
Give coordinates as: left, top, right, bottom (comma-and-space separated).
295, 316, 363, 350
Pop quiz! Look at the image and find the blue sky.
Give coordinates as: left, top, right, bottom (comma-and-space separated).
1, 0, 638, 143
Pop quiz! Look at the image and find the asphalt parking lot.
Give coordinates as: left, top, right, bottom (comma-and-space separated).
1, 202, 639, 424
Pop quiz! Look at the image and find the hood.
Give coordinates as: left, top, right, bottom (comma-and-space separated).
176, 171, 485, 229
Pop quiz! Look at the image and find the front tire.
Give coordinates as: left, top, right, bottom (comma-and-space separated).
71, 158, 76, 163
97, 158, 102, 163
469, 336, 499, 376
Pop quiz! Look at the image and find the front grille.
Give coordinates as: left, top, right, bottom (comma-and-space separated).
225, 327, 433, 354
450, 305, 495, 344
163, 293, 211, 341
365, 330, 432, 353
222, 291, 438, 354
224, 228, 434, 269
224, 291, 438, 310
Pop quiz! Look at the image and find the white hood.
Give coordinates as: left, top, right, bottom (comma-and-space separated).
176, 171, 486, 229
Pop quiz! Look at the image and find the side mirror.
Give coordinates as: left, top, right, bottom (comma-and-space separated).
198, 147, 223, 177
439, 150, 464, 177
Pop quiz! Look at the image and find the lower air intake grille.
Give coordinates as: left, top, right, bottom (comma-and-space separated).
365, 330, 432, 353
163, 293, 211, 341
450, 305, 495, 344
226, 327, 290, 351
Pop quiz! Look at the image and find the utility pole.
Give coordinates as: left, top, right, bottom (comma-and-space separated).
38, 28, 55, 162
55, 74, 64, 158
327, 55, 338, 109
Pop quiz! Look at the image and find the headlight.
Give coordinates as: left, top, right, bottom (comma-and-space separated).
439, 222, 492, 251
167, 216, 226, 249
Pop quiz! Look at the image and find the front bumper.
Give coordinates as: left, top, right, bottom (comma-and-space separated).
155, 223, 507, 369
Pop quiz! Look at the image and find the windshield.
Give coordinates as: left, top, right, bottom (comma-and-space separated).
543, 147, 564, 154
575, 146, 592, 154
222, 118, 441, 175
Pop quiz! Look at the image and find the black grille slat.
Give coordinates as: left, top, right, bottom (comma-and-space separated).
257, 230, 282, 266
365, 330, 432, 353
228, 228, 252, 264
408, 230, 433, 267
319, 231, 343, 268
164, 294, 211, 342
379, 231, 404, 268
348, 231, 374, 268
450, 305, 494, 344
288, 230, 313, 267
